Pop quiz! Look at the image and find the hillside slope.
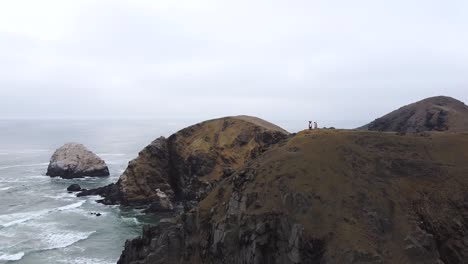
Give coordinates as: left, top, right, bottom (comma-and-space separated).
362, 96, 468, 132
79, 115, 289, 210
119, 130, 468, 264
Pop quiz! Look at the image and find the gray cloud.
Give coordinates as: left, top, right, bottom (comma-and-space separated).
0, 0, 467, 131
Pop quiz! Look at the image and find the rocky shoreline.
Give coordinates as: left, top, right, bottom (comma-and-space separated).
116, 130, 468, 264
62, 100, 468, 264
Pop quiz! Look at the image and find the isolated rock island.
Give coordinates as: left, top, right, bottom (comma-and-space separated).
46, 143, 109, 179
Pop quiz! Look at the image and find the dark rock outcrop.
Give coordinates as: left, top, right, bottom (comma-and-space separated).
67, 184, 81, 192
361, 96, 468, 132
77, 183, 122, 205
79, 116, 288, 212
118, 130, 468, 264
46, 143, 109, 179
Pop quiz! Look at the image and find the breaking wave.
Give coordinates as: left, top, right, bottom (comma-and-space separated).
0, 251, 25, 261
0, 200, 85, 228
41, 231, 96, 251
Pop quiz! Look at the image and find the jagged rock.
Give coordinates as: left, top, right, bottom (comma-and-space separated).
67, 184, 81, 192
144, 189, 174, 213
118, 220, 184, 264
404, 226, 440, 261
46, 143, 109, 179
77, 183, 122, 205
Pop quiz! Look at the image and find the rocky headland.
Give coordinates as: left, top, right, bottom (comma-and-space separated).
79, 115, 289, 211
46, 143, 109, 179
361, 96, 468, 132
118, 129, 468, 264
76, 98, 468, 264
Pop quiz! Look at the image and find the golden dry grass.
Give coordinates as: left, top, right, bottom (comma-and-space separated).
200, 129, 468, 263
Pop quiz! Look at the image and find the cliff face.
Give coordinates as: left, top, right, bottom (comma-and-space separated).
362, 96, 468, 132
80, 116, 289, 210
118, 130, 468, 264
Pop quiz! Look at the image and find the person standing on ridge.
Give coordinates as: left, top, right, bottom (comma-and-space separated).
309, 121, 312, 130
314, 121, 318, 129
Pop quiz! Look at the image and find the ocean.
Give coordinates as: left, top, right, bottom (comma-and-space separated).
0, 119, 191, 264
0, 117, 362, 263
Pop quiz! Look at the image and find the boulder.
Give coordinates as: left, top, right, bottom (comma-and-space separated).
67, 184, 82, 192
46, 143, 109, 179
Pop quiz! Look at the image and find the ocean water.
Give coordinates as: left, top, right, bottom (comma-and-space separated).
0, 117, 362, 263
0, 119, 189, 264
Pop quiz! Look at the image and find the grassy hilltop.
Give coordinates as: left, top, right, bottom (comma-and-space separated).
119, 128, 468, 264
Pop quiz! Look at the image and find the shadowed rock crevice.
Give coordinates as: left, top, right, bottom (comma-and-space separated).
413, 193, 468, 264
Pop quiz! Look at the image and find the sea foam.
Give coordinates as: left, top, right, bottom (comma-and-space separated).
42, 231, 96, 251
0, 200, 86, 228
0, 251, 25, 261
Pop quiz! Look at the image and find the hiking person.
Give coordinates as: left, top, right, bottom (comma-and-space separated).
309, 121, 312, 130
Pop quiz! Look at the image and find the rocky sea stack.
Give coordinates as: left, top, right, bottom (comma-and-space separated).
361, 96, 468, 132
46, 143, 109, 179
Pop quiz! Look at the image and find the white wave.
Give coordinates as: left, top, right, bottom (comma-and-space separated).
43, 193, 75, 200
0, 163, 49, 170
0, 200, 85, 228
56, 200, 86, 211
0, 186, 12, 191
0, 231, 95, 262
0, 252, 24, 261
42, 230, 96, 250
0, 176, 47, 184
25, 175, 47, 179
121, 217, 139, 225
56, 257, 114, 264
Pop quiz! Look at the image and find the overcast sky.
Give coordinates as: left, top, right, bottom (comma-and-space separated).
0, 0, 467, 129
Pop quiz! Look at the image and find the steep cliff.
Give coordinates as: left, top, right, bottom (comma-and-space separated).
79, 116, 289, 210
119, 130, 468, 264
